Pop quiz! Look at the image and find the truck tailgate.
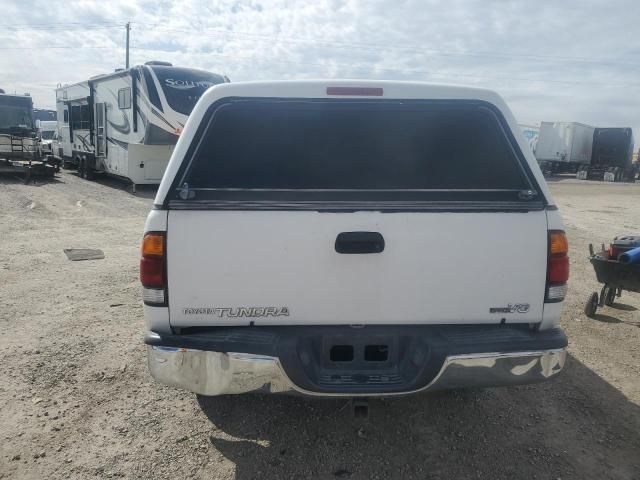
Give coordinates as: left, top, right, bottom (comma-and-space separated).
167, 210, 547, 327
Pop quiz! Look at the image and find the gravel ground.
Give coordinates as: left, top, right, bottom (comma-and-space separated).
0, 171, 639, 480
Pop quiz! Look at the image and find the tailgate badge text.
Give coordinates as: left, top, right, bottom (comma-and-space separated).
489, 304, 530, 314
183, 306, 290, 318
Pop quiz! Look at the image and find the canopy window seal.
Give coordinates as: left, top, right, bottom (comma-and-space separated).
167, 199, 545, 212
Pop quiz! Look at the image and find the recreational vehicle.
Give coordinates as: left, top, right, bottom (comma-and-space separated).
0, 92, 37, 160
1, 92, 56, 179
55, 62, 228, 188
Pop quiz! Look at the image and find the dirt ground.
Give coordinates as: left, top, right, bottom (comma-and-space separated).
1, 171, 639, 480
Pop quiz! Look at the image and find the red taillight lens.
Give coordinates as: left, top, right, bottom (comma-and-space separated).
546, 230, 569, 302
548, 255, 569, 283
140, 256, 164, 288
140, 232, 166, 303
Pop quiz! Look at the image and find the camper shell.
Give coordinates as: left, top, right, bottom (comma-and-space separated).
55, 63, 228, 188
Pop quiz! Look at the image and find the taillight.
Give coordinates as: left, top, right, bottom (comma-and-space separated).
140, 232, 166, 306
546, 231, 569, 302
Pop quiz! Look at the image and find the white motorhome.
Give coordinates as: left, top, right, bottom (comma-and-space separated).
55, 62, 228, 189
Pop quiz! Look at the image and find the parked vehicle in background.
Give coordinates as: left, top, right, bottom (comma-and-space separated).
535, 122, 594, 174
33, 108, 56, 122
142, 80, 568, 399
36, 120, 57, 157
0, 91, 55, 180
0, 91, 37, 160
578, 127, 636, 182
519, 123, 540, 153
55, 61, 228, 190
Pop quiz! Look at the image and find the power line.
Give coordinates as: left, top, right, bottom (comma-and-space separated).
3, 21, 639, 90
2, 20, 637, 68
0, 45, 110, 50
133, 22, 640, 69
130, 46, 640, 88
0, 22, 125, 29
0, 21, 125, 26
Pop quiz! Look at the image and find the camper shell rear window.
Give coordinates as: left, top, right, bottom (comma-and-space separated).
171, 99, 543, 211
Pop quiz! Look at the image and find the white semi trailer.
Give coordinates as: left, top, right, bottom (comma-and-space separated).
55, 61, 228, 189
535, 122, 595, 174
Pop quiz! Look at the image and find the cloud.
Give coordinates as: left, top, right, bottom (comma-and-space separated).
1, 0, 640, 136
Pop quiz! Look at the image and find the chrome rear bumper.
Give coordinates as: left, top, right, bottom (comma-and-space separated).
147, 345, 566, 397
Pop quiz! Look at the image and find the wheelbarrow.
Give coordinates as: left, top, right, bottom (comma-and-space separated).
584, 244, 640, 317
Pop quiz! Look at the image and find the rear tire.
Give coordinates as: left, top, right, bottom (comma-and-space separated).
78, 158, 86, 179
604, 287, 616, 306
585, 292, 598, 318
614, 167, 621, 182
85, 160, 95, 180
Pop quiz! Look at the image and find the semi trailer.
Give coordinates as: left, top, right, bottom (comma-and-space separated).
577, 127, 637, 182
535, 122, 594, 174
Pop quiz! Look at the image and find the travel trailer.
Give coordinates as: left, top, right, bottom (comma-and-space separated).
55, 62, 228, 189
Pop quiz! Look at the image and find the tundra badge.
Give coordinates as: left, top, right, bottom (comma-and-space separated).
489, 304, 530, 314
182, 306, 290, 318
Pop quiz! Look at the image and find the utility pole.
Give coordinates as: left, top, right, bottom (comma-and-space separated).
125, 22, 130, 69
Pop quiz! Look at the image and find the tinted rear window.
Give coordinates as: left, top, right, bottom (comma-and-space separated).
176, 100, 537, 208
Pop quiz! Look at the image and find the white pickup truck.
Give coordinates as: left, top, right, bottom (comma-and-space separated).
141, 81, 568, 398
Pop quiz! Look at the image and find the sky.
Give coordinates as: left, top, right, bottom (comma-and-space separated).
1, 0, 640, 135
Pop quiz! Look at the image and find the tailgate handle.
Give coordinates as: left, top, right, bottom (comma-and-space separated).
335, 232, 385, 254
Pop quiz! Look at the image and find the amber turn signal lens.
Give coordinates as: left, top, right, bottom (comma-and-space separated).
549, 231, 568, 256
142, 233, 164, 257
